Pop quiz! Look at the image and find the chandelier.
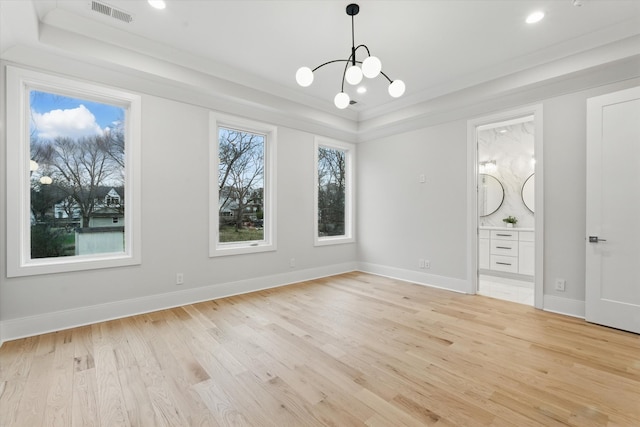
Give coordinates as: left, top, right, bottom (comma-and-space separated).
295, 3, 405, 109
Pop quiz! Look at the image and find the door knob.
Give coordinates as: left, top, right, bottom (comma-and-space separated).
588, 236, 607, 243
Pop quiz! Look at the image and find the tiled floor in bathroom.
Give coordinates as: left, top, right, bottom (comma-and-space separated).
478, 274, 534, 306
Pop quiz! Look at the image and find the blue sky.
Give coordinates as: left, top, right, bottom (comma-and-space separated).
30, 90, 124, 140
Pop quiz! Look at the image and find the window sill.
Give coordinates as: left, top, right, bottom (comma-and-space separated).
314, 236, 355, 247
210, 242, 276, 257
7, 252, 140, 278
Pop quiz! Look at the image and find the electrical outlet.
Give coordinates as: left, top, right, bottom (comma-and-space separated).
289, 258, 296, 268
419, 174, 426, 183
176, 273, 184, 285
555, 278, 566, 292
425, 260, 430, 269
418, 259, 425, 269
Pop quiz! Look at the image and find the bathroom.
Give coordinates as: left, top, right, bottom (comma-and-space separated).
477, 116, 535, 305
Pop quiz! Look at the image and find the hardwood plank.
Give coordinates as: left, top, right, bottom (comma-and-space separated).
123, 315, 191, 426
0, 336, 38, 426
192, 379, 253, 427
1, 272, 639, 426
355, 387, 427, 427
91, 322, 131, 426
43, 331, 75, 426
71, 369, 99, 427
13, 352, 54, 426
117, 364, 158, 427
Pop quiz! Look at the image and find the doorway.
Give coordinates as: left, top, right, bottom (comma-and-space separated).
476, 116, 535, 305
467, 105, 543, 308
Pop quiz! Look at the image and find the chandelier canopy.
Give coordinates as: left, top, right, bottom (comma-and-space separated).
295, 3, 405, 109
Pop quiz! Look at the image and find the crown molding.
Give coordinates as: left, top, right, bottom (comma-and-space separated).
3, 7, 639, 143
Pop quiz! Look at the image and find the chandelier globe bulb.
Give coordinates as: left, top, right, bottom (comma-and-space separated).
388, 79, 405, 98
334, 92, 350, 109
296, 67, 314, 87
362, 56, 382, 78
345, 65, 363, 85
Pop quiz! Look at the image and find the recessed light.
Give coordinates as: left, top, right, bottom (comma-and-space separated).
148, 0, 166, 10
526, 11, 545, 24
357, 86, 367, 94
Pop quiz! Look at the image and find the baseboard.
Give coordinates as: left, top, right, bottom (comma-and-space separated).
358, 262, 469, 294
0, 262, 357, 344
479, 269, 534, 283
543, 294, 585, 318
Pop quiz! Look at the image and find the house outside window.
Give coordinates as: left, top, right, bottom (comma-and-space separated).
105, 189, 122, 206
210, 113, 277, 256
6, 67, 141, 276
314, 137, 355, 246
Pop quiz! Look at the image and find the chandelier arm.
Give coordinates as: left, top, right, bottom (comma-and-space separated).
311, 59, 351, 73
311, 56, 392, 87
354, 44, 371, 57
379, 70, 394, 84
341, 57, 350, 92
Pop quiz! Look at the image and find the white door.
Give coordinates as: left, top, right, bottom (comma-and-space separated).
585, 86, 640, 334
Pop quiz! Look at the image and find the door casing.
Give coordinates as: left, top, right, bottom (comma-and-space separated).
466, 104, 544, 308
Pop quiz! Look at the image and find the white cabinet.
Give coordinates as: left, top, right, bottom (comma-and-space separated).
518, 231, 535, 276
479, 229, 490, 270
490, 230, 518, 273
480, 228, 534, 276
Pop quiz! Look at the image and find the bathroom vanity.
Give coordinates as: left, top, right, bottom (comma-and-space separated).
479, 227, 534, 276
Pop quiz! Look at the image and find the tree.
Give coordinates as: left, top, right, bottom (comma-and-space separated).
318, 147, 346, 236
218, 128, 264, 233
31, 130, 124, 228
103, 118, 125, 169
30, 181, 65, 223
30, 223, 66, 258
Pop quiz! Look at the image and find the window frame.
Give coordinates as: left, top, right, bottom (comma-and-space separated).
314, 136, 356, 246
6, 66, 142, 277
209, 112, 277, 257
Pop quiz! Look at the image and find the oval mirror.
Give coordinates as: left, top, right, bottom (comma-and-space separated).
522, 173, 535, 213
478, 174, 504, 217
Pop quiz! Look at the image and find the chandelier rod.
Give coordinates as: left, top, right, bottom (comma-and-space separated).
351, 10, 356, 66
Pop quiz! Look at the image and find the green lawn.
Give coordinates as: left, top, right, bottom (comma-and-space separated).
61, 232, 75, 245
219, 226, 263, 242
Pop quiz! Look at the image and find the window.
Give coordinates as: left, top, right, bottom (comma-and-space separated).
210, 113, 277, 256
105, 193, 121, 206
314, 137, 355, 245
6, 66, 141, 276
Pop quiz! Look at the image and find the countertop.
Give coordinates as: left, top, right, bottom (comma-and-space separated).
479, 226, 535, 232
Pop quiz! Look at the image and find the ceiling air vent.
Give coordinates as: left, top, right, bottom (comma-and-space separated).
89, 1, 133, 23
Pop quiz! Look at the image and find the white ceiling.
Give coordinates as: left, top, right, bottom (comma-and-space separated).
3, 0, 640, 120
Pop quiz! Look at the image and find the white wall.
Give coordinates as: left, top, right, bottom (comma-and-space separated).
0, 76, 357, 341
357, 121, 469, 292
541, 81, 640, 303
357, 76, 640, 310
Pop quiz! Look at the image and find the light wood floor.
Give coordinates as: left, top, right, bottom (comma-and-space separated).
1, 272, 639, 426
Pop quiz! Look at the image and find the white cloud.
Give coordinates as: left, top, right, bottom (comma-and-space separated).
32, 104, 104, 140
